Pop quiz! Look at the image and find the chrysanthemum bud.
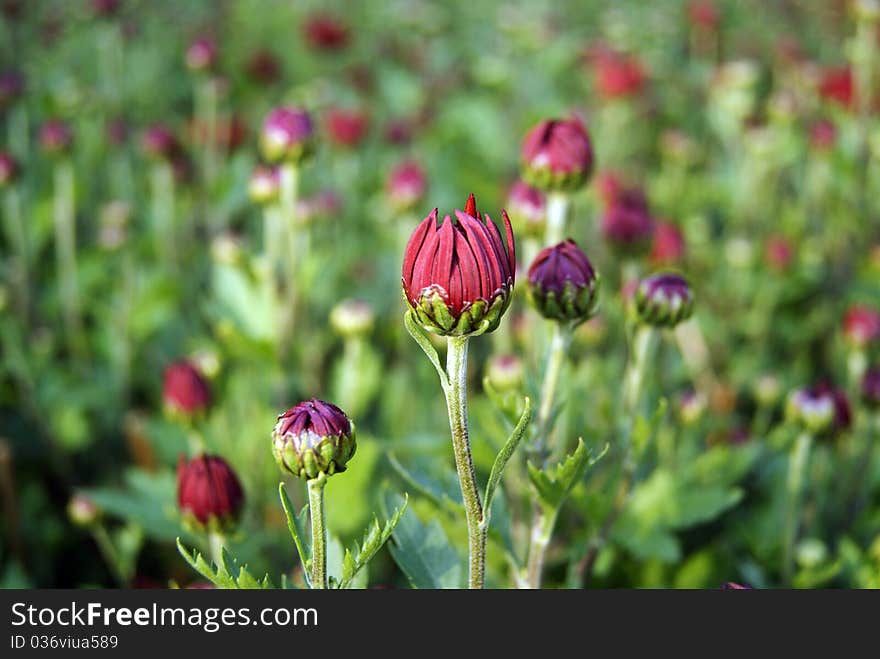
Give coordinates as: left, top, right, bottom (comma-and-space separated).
862, 368, 880, 409
601, 188, 655, 256
0, 69, 24, 109
91, 0, 120, 19
303, 12, 350, 51
246, 49, 281, 85
163, 361, 211, 419
0, 151, 18, 187
260, 106, 314, 164
591, 50, 646, 100
40, 120, 73, 156
326, 108, 369, 148
842, 305, 880, 350
506, 180, 546, 239
329, 298, 374, 338
650, 221, 685, 266
67, 494, 100, 527
485, 354, 524, 392
809, 119, 836, 151
521, 118, 594, 192
634, 272, 694, 328
527, 239, 599, 325
386, 159, 427, 213
272, 399, 356, 480
177, 454, 244, 532
786, 385, 848, 435
402, 194, 516, 336
185, 36, 218, 74
688, 0, 720, 31
141, 124, 179, 161
248, 165, 280, 206
765, 235, 793, 272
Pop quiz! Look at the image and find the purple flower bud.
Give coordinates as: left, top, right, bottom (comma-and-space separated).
40, 119, 73, 156
386, 159, 427, 212
521, 117, 594, 191
141, 124, 179, 160
185, 36, 218, 73
634, 272, 694, 327
272, 399, 357, 480
248, 165, 280, 206
0, 69, 24, 109
601, 188, 655, 255
177, 454, 244, 532
862, 367, 880, 409
527, 239, 600, 324
260, 106, 314, 164
506, 180, 546, 239
0, 151, 19, 187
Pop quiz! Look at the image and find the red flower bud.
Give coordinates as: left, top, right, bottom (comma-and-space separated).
521, 118, 594, 191
386, 159, 427, 212
303, 13, 350, 51
106, 117, 128, 146
260, 106, 314, 164
91, 0, 120, 19
246, 49, 281, 85
177, 454, 244, 532
764, 234, 793, 272
601, 187, 655, 255
650, 221, 686, 266
592, 51, 646, 100
843, 305, 880, 349
506, 180, 546, 239
527, 239, 600, 324
141, 124, 179, 160
40, 120, 73, 156
818, 66, 854, 109
326, 108, 370, 148
185, 36, 218, 74
163, 361, 211, 418
402, 194, 516, 336
273, 399, 356, 480
0, 151, 19, 187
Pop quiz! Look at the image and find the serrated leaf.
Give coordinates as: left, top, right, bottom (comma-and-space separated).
382, 490, 461, 589
338, 495, 408, 589
404, 309, 448, 388
176, 539, 273, 589
278, 482, 312, 582
528, 439, 608, 510
483, 396, 532, 522
631, 398, 667, 456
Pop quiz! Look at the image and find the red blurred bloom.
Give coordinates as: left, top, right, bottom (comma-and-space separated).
177, 454, 244, 529
818, 66, 854, 109
650, 221, 686, 266
764, 234, 793, 272
688, 0, 719, 30
246, 49, 281, 85
304, 13, 349, 51
163, 361, 211, 417
521, 117, 594, 191
842, 305, 880, 349
185, 36, 218, 74
326, 108, 370, 148
402, 194, 515, 336
386, 159, 427, 212
809, 119, 836, 151
0, 151, 19, 187
591, 49, 646, 100
600, 185, 655, 254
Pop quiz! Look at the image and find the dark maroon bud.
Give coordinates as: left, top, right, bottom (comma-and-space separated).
386, 159, 427, 212
246, 49, 281, 85
0, 69, 24, 109
185, 36, 218, 74
506, 180, 546, 239
91, 0, 121, 19
634, 272, 694, 328
40, 120, 73, 156
260, 106, 314, 164
402, 194, 516, 336
601, 187, 655, 256
163, 361, 211, 418
1, 0, 24, 20
0, 151, 19, 187
141, 124, 179, 160
521, 117, 594, 192
325, 108, 370, 148
384, 118, 414, 145
303, 12, 350, 51
177, 454, 244, 532
527, 239, 600, 325
862, 367, 880, 409
272, 399, 357, 480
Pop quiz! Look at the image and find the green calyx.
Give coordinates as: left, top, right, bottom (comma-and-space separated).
272, 424, 357, 481
528, 276, 600, 325
405, 284, 512, 337
179, 510, 240, 536
521, 162, 589, 193
260, 137, 314, 166
634, 291, 694, 328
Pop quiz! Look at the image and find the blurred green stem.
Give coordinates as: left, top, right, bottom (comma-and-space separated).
277, 164, 300, 357
782, 431, 813, 585
92, 524, 128, 587
196, 77, 219, 192
307, 474, 328, 589
544, 192, 569, 246
53, 160, 84, 356
623, 325, 657, 416
3, 187, 29, 321
150, 161, 176, 270
443, 336, 486, 589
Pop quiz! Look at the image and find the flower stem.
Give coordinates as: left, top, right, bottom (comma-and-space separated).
150, 161, 176, 270
307, 474, 328, 589
208, 530, 225, 569
3, 187, 29, 322
782, 431, 813, 585
443, 336, 486, 589
92, 524, 128, 587
544, 192, 569, 246
277, 163, 300, 357
622, 325, 657, 417
53, 160, 83, 356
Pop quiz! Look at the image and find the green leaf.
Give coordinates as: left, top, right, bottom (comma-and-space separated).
388, 454, 462, 515
176, 539, 273, 589
278, 482, 312, 580
528, 439, 608, 510
631, 398, 667, 457
483, 396, 532, 522
404, 309, 448, 388
382, 490, 461, 589
338, 494, 408, 589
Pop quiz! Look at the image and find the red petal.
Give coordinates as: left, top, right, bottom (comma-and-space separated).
464, 193, 480, 220
431, 216, 456, 294
482, 213, 511, 285
456, 211, 491, 300
401, 210, 437, 288
453, 225, 480, 306
501, 210, 516, 282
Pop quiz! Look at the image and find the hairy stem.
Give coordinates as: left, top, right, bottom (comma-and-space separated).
443, 336, 486, 589
307, 475, 328, 589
